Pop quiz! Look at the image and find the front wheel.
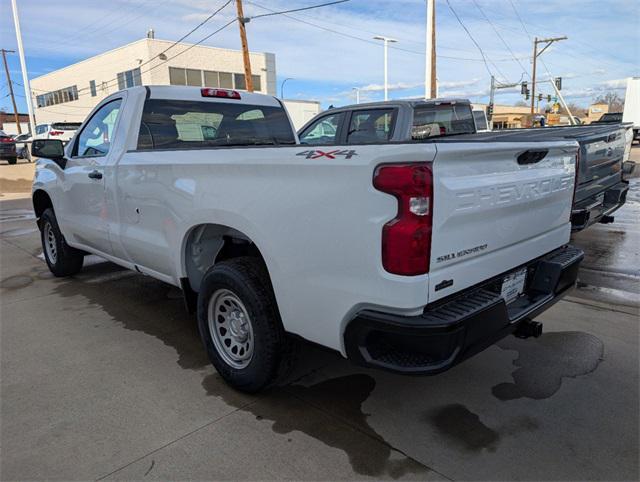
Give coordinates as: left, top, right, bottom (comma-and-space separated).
197, 257, 294, 392
40, 208, 84, 277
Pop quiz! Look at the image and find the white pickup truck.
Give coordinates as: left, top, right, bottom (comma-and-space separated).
32, 86, 583, 392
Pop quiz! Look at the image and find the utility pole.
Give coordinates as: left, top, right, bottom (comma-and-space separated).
352, 87, 360, 104
425, 0, 436, 99
235, 0, 254, 92
1, 49, 21, 134
373, 36, 397, 101
10, 0, 35, 135
530, 35, 567, 116
488, 75, 495, 123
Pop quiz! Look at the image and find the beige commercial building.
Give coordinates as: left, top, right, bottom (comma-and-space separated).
29, 37, 321, 129
473, 103, 533, 129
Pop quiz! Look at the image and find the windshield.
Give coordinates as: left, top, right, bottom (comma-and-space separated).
412, 103, 475, 139
138, 99, 296, 150
472, 110, 488, 130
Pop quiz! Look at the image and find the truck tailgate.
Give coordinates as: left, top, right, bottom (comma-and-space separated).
428, 140, 577, 302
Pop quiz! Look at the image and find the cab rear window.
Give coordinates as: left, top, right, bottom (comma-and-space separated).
412, 103, 475, 139
137, 99, 295, 150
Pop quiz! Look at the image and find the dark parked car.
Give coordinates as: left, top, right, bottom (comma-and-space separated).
592, 112, 623, 124
0, 130, 17, 165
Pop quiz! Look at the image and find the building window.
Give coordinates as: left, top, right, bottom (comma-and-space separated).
117, 67, 142, 90
89, 80, 97, 97
169, 67, 262, 92
234, 73, 246, 91
219, 72, 233, 89
252, 75, 261, 92
185, 69, 202, 86
36, 85, 78, 108
169, 67, 186, 85
203, 70, 219, 88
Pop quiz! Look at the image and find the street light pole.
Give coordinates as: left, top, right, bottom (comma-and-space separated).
373, 35, 397, 101
10, 0, 36, 135
280, 77, 293, 99
352, 87, 360, 104
425, 0, 436, 99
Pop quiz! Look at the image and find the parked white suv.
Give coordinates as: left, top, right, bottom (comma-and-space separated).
31, 86, 583, 392
34, 122, 82, 144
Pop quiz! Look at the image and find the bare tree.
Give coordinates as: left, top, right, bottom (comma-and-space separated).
593, 91, 625, 112
514, 100, 528, 107
562, 102, 587, 117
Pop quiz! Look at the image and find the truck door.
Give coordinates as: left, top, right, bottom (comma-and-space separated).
60, 98, 123, 255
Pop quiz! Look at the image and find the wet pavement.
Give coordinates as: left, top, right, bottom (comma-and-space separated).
1, 154, 639, 480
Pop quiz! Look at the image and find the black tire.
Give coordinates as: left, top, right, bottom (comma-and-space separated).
197, 257, 294, 392
40, 208, 84, 277
7, 157, 17, 165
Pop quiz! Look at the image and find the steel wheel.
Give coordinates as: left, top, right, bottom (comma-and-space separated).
44, 221, 57, 264
208, 288, 254, 369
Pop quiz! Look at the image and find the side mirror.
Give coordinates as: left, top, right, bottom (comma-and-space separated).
32, 139, 67, 169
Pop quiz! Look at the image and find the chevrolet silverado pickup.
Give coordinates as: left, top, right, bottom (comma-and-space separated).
32, 87, 583, 392
303, 99, 631, 231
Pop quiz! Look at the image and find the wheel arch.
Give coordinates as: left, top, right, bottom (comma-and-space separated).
32, 189, 53, 229
180, 222, 271, 294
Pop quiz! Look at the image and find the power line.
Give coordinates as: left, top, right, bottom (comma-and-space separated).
38, 1, 235, 101
246, 0, 526, 63
471, 0, 530, 79
149, 0, 233, 62
444, 0, 500, 79
250, 0, 350, 19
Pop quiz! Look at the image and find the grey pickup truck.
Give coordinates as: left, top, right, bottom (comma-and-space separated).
299, 99, 632, 231
496, 124, 632, 231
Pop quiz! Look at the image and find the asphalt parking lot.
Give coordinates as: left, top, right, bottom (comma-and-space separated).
1, 150, 639, 480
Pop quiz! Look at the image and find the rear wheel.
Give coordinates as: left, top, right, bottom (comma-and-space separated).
40, 208, 84, 277
7, 157, 17, 165
197, 257, 294, 392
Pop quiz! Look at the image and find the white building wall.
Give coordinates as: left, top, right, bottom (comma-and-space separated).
30, 38, 277, 125
282, 100, 322, 130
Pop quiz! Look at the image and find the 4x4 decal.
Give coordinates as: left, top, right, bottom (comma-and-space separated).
296, 149, 358, 159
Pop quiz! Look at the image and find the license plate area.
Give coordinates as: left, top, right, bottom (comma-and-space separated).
501, 268, 527, 304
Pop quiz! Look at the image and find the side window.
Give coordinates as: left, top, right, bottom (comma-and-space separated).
74, 99, 122, 157
36, 125, 46, 135
299, 113, 344, 145
346, 109, 394, 144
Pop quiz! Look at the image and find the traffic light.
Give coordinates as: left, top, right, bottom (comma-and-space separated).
547, 94, 552, 102
487, 103, 494, 118
555, 77, 562, 90
525, 89, 530, 100
538, 93, 543, 102
521, 81, 528, 95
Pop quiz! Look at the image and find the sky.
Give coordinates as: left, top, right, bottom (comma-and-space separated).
0, 0, 639, 113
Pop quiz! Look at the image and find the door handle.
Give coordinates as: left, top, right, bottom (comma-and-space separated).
88, 170, 103, 180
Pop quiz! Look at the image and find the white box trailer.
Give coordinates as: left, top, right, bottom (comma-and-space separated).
623, 77, 640, 143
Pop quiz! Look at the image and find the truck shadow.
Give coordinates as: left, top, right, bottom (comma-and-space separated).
45, 258, 606, 478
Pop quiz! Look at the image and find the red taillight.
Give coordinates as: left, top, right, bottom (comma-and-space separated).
49, 130, 64, 136
373, 163, 433, 276
201, 88, 241, 100
0, 137, 13, 143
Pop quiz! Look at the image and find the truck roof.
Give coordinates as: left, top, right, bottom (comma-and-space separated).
143, 85, 283, 108
330, 98, 471, 111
